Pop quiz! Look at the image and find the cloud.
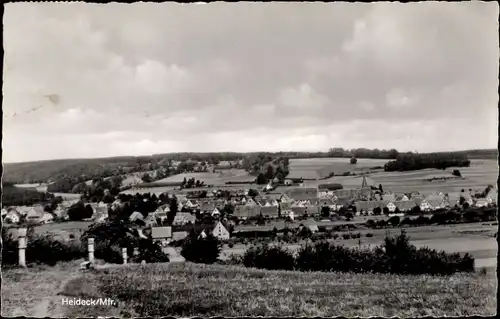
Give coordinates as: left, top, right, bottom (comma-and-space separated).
2, 2, 498, 162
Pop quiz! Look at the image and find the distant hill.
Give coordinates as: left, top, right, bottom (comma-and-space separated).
2, 149, 497, 185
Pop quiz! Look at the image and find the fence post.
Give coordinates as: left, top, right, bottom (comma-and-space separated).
88, 238, 95, 263
122, 248, 128, 264
18, 228, 27, 268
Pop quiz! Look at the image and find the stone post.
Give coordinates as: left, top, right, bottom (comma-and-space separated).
122, 247, 128, 264
88, 238, 95, 263
18, 228, 27, 268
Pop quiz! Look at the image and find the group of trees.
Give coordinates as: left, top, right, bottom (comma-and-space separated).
2, 184, 55, 207
328, 148, 399, 159
180, 177, 205, 189
384, 153, 471, 172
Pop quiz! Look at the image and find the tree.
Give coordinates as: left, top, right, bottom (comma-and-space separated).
321, 206, 330, 218
167, 196, 178, 224
345, 212, 354, 221
248, 189, 259, 197
373, 207, 382, 216
256, 173, 268, 185
181, 233, 221, 264
350, 157, 358, 164
265, 165, 275, 180
67, 201, 92, 221
388, 215, 401, 227
411, 205, 421, 215
452, 169, 462, 177
383, 207, 390, 215
378, 184, 384, 193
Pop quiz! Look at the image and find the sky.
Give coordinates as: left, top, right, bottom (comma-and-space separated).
2, 2, 499, 163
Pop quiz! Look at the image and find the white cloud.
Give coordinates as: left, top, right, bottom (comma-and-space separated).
2, 2, 498, 162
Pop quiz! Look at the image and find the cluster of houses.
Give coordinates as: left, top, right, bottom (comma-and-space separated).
1, 199, 110, 225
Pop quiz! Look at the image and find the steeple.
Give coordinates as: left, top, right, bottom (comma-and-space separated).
361, 174, 368, 189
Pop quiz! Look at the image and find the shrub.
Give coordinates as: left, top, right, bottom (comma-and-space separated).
242, 243, 295, 270
388, 215, 401, 227
350, 157, 358, 164
342, 233, 351, 240
365, 233, 374, 238
2, 227, 85, 267
452, 169, 462, 177
333, 234, 339, 240
228, 242, 235, 248
181, 233, 221, 264
240, 230, 475, 275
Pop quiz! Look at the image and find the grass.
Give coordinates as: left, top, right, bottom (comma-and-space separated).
288, 158, 389, 179
152, 169, 252, 186
1, 260, 85, 317
57, 262, 497, 317
298, 159, 497, 194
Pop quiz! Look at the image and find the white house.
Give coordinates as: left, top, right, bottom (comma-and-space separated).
27, 205, 44, 220
212, 221, 230, 240
475, 198, 489, 208
129, 211, 145, 222
385, 201, 397, 213
40, 212, 54, 224
4, 210, 20, 224
1, 208, 8, 218
419, 200, 433, 211
211, 208, 221, 217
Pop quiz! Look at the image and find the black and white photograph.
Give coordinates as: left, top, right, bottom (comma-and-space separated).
1, 1, 498, 317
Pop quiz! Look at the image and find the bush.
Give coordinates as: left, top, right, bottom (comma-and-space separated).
240, 230, 475, 275
228, 242, 235, 248
2, 227, 85, 267
452, 169, 462, 177
387, 215, 401, 227
342, 233, 351, 240
365, 233, 374, 238
181, 233, 221, 264
242, 243, 295, 270
350, 157, 358, 164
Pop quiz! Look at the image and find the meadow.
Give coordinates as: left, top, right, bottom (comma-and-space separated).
51, 262, 497, 317
152, 169, 254, 186
300, 159, 497, 194
288, 158, 389, 179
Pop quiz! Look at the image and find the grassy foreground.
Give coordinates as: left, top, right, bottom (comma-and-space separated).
57, 262, 497, 317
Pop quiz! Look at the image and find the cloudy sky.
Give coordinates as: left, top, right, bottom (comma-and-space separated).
3, 2, 498, 163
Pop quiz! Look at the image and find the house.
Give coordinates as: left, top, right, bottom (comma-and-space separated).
318, 198, 335, 207
381, 193, 396, 202
40, 212, 54, 224
172, 231, 189, 241
212, 221, 230, 240
129, 211, 145, 222
54, 206, 69, 220
1, 208, 8, 218
260, 206, 279, 218
394, 200, 417, 212
4, 210, 20, 224
173, 212, 196, 225
211, 208, 221, 217
144, 214, 158, 227
419, 200, 433, 211
200, 201, 216, 213
354, 201, 385, 214
284, 179, 293, 186
27, 205, 44, 220
300, 220, 319, 233
92, 206, 108, 219
233, 205, 261, 219
385, 201, 397, 213
427, 198, 445, 210
396, 194, 410, 201
286, 187, 319, 201
475, 198, 489, 208
152, 226, 173, 246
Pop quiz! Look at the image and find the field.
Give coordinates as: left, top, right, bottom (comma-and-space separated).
2, 262, 493, 317
223, 223, 498, 269
301, 159, 497, 194
152, 169, 254, 185
288, 158, 389, 179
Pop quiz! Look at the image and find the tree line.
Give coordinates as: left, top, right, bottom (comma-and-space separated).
384, 152, 471, 171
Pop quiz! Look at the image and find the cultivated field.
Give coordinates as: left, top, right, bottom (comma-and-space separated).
152, 169, 253, 185
288, 158, 390, 179
36, 262, 497, 317
302, 159, 498, 194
